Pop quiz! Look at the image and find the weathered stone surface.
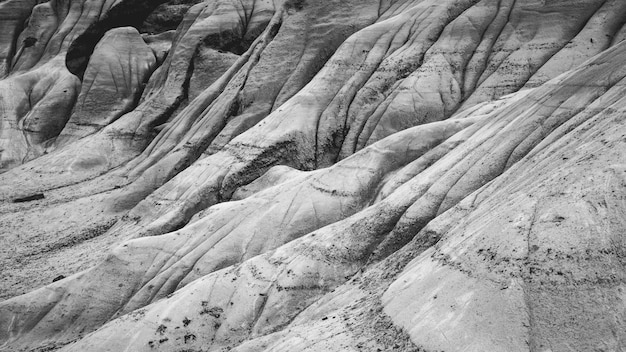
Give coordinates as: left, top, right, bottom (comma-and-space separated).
0, 0, 37, 77
1, 0, 626, 351
55, 27, 156, 147
0, 58, 80, 171
142, 30, 176, 64
383, 45, 626, 352
0, 0, 166, 171
140, 0, 204, 34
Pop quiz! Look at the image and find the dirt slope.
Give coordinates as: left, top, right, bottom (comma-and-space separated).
1, 0, 625, 351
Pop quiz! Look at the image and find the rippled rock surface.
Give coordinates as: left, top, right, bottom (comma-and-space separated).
1, 0, 625, 351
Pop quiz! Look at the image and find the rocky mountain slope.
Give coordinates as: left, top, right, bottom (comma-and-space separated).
1, 0, 625, 351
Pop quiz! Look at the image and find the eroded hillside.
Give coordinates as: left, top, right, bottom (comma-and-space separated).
0, 0, 625, 351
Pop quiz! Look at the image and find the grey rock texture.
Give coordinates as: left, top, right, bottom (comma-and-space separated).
1, 0, 625, 351
54, 27, 157, 147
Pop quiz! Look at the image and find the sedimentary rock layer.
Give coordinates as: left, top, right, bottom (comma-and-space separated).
1, 0, 625, 351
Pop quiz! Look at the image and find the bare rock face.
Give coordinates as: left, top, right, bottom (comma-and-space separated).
54, 27, 157, 147
1, 0, 626, 352
0, 57, 80, 170
140, 0, 204, 34
0, 0, 37, 77
0, 0, 169, 171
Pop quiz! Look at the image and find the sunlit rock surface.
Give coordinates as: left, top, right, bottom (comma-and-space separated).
54, 27, 157, 147
1, 0, 625, 351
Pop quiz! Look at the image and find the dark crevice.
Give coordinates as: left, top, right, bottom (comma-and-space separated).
65, 0, 172, 79
140, 0, 204, 34
13, 193, 45, 203
201, 32, 249, 56
5, 5, 33, 76
284, 0, 306, 12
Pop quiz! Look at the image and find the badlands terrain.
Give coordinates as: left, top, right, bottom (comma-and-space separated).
1, 0, 626, 351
